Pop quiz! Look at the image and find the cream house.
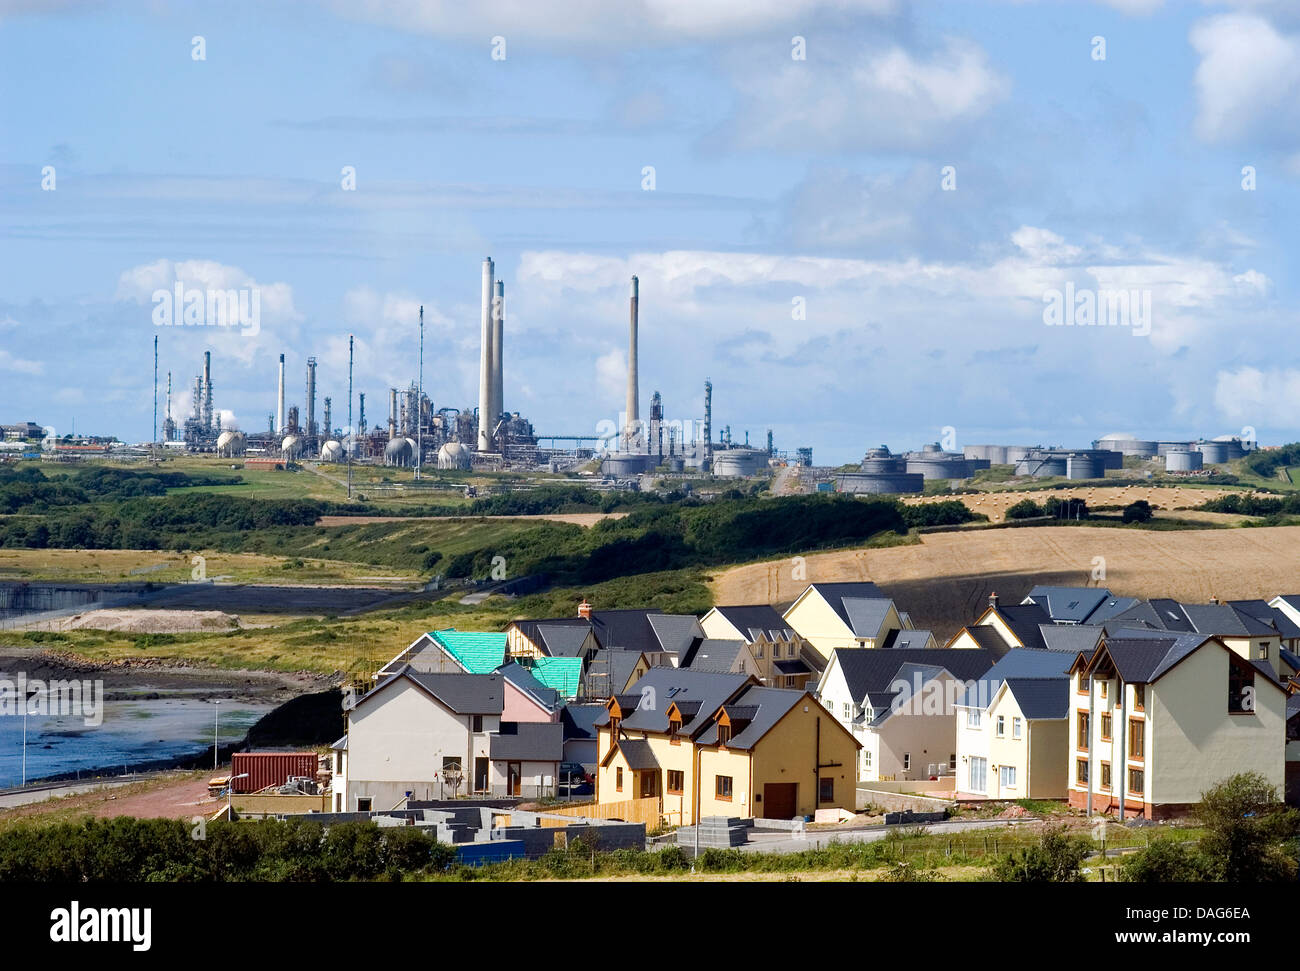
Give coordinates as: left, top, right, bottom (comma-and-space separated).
782, 582, 908, 659
700, 604, 824, 689
955, 649, 1075, 800
1067, 631, 1287, 819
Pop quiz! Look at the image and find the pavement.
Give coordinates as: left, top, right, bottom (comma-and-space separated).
733, 816, 1037, 854
0, 776, 142, 809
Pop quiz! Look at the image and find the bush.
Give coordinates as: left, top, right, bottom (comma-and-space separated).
1005, 499, 1044, 520
990, 828, 1090, 882
1122, 500, 1153, 524
1195, 772, 1300, 882
1121, 838, 1210, 882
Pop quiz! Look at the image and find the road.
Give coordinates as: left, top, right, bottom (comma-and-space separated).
733, 815, 1037, 854
0, 776, 144, 809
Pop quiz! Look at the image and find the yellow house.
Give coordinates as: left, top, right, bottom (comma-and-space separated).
595, 668, 860, 825
1067, 631, 1287, 819
782, 582, 907, 659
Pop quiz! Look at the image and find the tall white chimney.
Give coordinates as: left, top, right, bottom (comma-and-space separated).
276, 353, 286, 435
477, 257, 495, 451
625, 275, 639, 447
492, 279, 505, 423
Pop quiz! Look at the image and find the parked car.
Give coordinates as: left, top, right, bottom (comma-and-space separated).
558, 762, 594, 794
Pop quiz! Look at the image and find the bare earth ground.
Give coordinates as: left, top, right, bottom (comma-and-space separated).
62, 608, 242, 634
902, 485, 1257, 523
0, 771, 222, 827
314, 512, 628, 527
712, 524, 1300, 638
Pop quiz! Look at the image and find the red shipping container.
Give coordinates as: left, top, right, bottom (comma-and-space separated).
231, 752, 318, 793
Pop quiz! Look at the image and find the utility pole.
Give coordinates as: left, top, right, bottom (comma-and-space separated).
416, 305, 424, 481
347, 334, 354, 500
152, 336, 158, 465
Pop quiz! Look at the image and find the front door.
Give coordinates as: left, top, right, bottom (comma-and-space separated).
763, 782, 798, 819
508, 761, 522, 796
474, 757, 489, 793
638, 770, 660, 799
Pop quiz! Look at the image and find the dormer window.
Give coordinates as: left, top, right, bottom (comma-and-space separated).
718, 723, 731, 746
668, 713, 682, 745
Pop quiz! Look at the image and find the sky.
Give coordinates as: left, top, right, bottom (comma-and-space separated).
1, 0, 1299, 465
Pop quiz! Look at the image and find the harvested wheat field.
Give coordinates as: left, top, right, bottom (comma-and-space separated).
902, 485, 1261, 523
713, 524, 1300, 640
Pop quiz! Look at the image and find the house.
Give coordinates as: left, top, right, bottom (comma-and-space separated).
878, 628, 938, 650
583, 647, 651, 699
489, 722, 564, 797
1234, 598, 1300, 654
781, 581, 908, 657
680, 638, 760, 677
594, 668, 859, 824
955, 649, 1076, 800
1021, 586, 1137, 625
497, 662, 560, 722
1286, 694, 1300, 806
560, 703, 606, 771
700, 604, 825, 689
1104, 598, 1288, 680
1066, 630, 1287, 819
505, 619, 599, 664
1037, 624, 1103, 655
945, 625, 1015, 658
334, 667, 504, 811
815, 648, 996, 782
377, 629, 506, 677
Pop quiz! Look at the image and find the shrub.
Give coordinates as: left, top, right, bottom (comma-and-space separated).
1121, 838, 1210, 882
1195, 772, 1300, 882
1122, 500, 1153, 524
1005, 499, 1044, 520
990, 828, 1090, 882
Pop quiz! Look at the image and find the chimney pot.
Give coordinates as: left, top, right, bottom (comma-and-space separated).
578, 600, 592, 620
988, 592, 999, 608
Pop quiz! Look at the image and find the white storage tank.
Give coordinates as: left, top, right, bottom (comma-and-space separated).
320, 440, 343, 462
1165, 449, 1202, 472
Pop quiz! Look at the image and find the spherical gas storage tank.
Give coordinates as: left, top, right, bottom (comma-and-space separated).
216, 430, 246, 457
437, 442, 473, 470
280, 434, 303, 459
319, 440, 343, 462
384, 437, 414, 466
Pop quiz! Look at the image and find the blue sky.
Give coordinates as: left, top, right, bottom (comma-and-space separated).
2, 0, 1298, 464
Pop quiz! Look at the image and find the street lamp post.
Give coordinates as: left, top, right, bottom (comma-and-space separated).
226, 772, 249, 821
213, 700, 220, 770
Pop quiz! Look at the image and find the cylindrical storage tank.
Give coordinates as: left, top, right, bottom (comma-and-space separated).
602, 453, 656, 476
861, 455, 904, 474
905, 455, 969, 480
319, 440, 343, 462
1016, 453, 1067, 477
384, 437, 414, 466
1066, 453, 1106, 480
1005, 446, 1032, 464
215, 430, 246, 457
1165, 449, 1202, 472
1196, 441, 1230, 464
665, 456, 685, 472
964, 445, 1008, 464
437, 442, 473, 470
1156, 441, 1195, 457
712, 448, 769, 477
230, 752, 319, 794
834, 472, 924, 494
1100, 450, 1123, 470
1212, 436, 1246, 460
1094, 436, 1157, 457
280, 434, 302, 459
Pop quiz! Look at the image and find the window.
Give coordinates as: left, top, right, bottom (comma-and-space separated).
1101, 761, 1112, 789
819, 777, 834, 803
1077, 712, 1090, 750
1228, 663, 1255, 714
1128, 719, 1144, 759
715, 775, 733, 800
1100, 680, 1108, 701
1132, 684, 1144, 711
863, 750, 872, 769
1258, 643, 1268, 660
968, 757, 987, 793
616, 767, 623, 791
949, 753, 957, 771
842, 702, 851, 720
471, 714, 483, 733
1012, 717, 1022, 740
1100, 713, 1112, 741
356, 797, 372, 812
667, 770, 684, 794
999, 765, 1016, 789
1128, 768, 1144, 795
755, 645, 763, 659
1076, 759, 1089, 785
1077, 674, 1091, 695
718, 723, 732, 746
996, 715, 1005, 737
967, 710, 982, 729
668, 715, 681, 745
903, 753, 911, 771
824, 698, 833, 711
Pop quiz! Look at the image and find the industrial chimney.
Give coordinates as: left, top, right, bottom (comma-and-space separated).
625, 275, 639, 448
491, 279, 505, 425
388, 388, 398, 440
276, 353, 286, 435
202, 351, 214, 433
305, 357, 317, 439
477, 256, 495, 451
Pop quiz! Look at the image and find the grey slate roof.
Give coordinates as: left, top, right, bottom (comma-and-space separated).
647, 614, 705, 655
693, 686, 806, 750
1229, 600, 1300, 640
990, 603, 1051, 649
359, 666, 505, 715
1281, 647, 1300, 673
801, 581, 886, 630
590, 647, 647, 695
1024, 586, 1115, 624
496, 661, 560, 710
957, 625, 1015, 657
615, 738, 660, 770
1286, 693, 1300, 719
831, 648, 996, 704
710, 604, 797, 643
842, 597, 895, 639
774, 658, 812, 675
682, 638, 747, 672
331, 735, 348, 751
1003, 678, 1070, 719
879, 628, 935, 650
560, 703, 605, 741
604, 668, 752, 735
953, 648, 1076, 709
490, 721, 563, 761
535, 624, 592, 657
1038, 623, 1103, 655
1096, 632, 1211, 683
1086, 596, 1143, 624
1110, 600, 1281, 638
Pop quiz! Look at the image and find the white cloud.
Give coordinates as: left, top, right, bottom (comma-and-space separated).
720, 37, 1008, 152
1190, 13, 1300, 144
0, 349, 43, 375
595, 349, 627, 401
1214, 366, 1300, 424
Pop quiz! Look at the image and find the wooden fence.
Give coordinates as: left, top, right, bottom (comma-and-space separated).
541, 796, 664, 828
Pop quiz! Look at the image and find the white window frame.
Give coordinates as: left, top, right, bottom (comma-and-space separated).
969, 757, 987, 793
996, 715, 1005, 737
966, 709, 982, 729
1012, 717, 1022, 739
999, 765, 1017, 789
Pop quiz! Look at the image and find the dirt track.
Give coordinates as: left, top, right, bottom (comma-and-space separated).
712, 524, 1300, 639
315, 513, 627, 527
